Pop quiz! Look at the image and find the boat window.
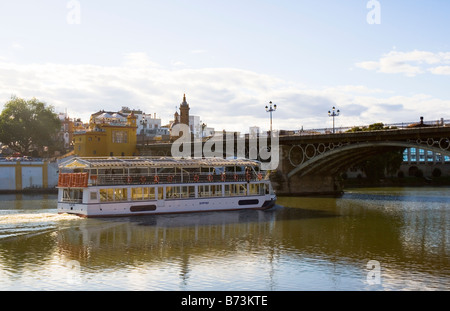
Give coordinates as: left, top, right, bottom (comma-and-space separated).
198, 185, 222, 197
99, 189, 107, 201
224, 185, 230, 196
181, 186, 195, 198
198, 185, 210, 197
143, 187, 156, 200
62, 189, 83, 203
225, 184, 247, 196
236, 184, 247, 196
166, 186, 180, 199
156, 187, 163, 200
131, 188, 143, 200
114, 188, 127, 201
249, 183, 263, 195
99, 188, 125, 201
211, 185, 222, 197
90, 191, 98, 200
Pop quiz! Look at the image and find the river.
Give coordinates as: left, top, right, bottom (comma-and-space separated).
0, 187, 448, 291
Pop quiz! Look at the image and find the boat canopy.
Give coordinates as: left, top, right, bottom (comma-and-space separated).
59, 157, 262, 170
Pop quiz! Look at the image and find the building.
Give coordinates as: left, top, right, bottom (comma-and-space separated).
170, 94, 191, 140
399, 147, 450, 177
138, 112, 170, 143
57, 113, 74, 152
346, 147, 450, 179
169, 94, 214, 139
73, 112, 138, 157
0, 159, 58, 192
179, 94, 190, 126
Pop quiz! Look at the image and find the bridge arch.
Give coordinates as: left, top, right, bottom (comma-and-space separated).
287, 141, 450, 179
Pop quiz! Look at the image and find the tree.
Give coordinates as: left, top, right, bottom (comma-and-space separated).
359, 149, 405, 180
346, 122, 404, 180
347, 122, 397, 132
0, 96, 61, 156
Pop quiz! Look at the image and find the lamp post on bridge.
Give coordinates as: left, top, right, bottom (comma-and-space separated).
265, 101, 277, 136
328, 106, 340, 134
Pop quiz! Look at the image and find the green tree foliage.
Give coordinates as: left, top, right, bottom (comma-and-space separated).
346, 122, 404, 180
347, 122, 397, 132
0, 96, 61, 156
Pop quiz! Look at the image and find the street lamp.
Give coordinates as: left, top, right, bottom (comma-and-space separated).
265, 101, 277, 135
328, 106, 340, 133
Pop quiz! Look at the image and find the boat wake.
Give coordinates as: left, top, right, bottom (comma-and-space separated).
0, 211, 81, 240
0, 212, 80, 224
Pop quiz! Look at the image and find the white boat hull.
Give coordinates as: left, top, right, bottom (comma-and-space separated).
58, 194, 276, 218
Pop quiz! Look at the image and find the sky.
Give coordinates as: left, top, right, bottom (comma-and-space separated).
0, 0, 449, 133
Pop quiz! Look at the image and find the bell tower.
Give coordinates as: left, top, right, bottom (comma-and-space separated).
179, 94, 190, 126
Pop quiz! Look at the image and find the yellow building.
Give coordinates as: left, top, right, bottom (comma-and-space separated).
73, 112, 138, 157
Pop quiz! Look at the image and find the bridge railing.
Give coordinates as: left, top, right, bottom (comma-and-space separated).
278, 119, 450, 136
138, 119, 450, 144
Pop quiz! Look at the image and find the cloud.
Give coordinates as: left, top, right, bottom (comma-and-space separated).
11, 42, 23, 50
429, 66, 450, 75
356, 50, 450, 77
190, 49, 208, 54
0, 53, 448, 133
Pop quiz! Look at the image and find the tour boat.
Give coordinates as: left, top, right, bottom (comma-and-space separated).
57, 157, 277, 217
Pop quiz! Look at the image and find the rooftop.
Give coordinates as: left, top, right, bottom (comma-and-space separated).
59, 156, 261, 169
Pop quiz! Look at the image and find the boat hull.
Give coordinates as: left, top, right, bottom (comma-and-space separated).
58, 195, 276, 218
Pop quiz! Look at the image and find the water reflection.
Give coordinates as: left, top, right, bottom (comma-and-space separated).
56, 209, 279, 267
0, 189, 448, 290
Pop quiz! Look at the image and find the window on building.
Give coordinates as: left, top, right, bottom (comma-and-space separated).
418, 149, 425, 162
403, 149, 409, 162
112, 130, 128, 143
426, 150, 434, 162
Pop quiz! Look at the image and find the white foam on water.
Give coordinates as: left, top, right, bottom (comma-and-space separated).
0, 211, 82, 240
0, 212, 81, 225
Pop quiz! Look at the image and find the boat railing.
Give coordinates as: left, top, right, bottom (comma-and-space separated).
87, 171, 266, 186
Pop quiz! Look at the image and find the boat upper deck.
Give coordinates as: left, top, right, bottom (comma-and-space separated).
59, 156, 262, 170
58, 157, 268, 188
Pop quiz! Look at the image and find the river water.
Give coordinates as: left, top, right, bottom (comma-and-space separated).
0, 187, 448, 291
